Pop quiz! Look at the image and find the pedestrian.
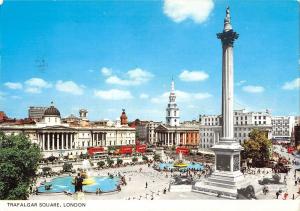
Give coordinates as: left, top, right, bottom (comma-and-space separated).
145, 182, 148, 188
276, 191, 280, 199
283, 192, 288, 200
295, 180, 297, 186
293, 194, 295, 200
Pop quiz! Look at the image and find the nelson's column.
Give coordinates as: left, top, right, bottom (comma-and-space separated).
194, 7, 248, 198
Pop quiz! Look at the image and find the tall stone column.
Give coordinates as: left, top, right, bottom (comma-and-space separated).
217, 7, 238, 141
194, 8, 246, 198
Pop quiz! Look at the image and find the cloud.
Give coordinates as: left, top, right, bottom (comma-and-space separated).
163, 0, 214, 24
0, 0, 3, 6
55, 80, 84, 95
25, 78, 51, 88
4, 82, 23, 90
282, 78, 300, 90
94, 89, 133, 100
140, 93, 149, 99
101, 67, 112, 76
242, 85, 265, 93
236, 80, 246, 86
179, 70, 209, 82
105, 68, 154, 86
24, 78, 51, 94
151, 90, 212, 104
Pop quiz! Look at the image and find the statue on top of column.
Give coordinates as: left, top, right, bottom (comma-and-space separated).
224, 6, 232, 32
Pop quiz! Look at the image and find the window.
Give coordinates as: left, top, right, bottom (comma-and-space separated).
263, 121, 266, 124
263, 116, 266, 120
259, 116, 261, 120
174, 111, 176, 116
259, 121, 261, 124
245, 116, 247, 120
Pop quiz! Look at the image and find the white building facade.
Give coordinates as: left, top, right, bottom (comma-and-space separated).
271, 116, 295, 142
0, 104, 136, 157
199, 109, 272, 148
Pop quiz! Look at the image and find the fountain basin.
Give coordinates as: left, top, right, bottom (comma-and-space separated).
38, 176, 119, 193
173, 163, 188, 168
158, 162, 204, 171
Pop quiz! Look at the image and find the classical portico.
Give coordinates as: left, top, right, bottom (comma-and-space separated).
38, 130, 75, 151
155, 124, 199, 147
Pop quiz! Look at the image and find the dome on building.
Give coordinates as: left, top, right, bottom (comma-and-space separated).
44, 103, 61, 117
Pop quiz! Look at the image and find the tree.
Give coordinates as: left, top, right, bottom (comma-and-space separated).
62, 162, 73, 172
132, 157, 138, 163
0, 132, 42, 199
117, 158, 123, 166
241, 129, 272, 167
153, 154, 161, 161
42, 167, 52, 175
142, 155, 149, 162
107, 158, 114, 167
97, 161, 106, 168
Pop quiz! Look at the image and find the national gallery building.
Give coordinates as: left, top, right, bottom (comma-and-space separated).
0, 103, 136, 158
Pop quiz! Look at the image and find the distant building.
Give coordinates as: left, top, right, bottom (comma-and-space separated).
0, 103, 136, 158
271, 116, 295, 143
120, 109, 128, 125
294, 125, 300, 148
135, 120, 162, 144
155, 80, 199, 148
28, 106, 47, 122
199, 109, 272, 148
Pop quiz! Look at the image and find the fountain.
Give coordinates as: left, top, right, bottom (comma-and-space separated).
160, 150, 168, 162
173, 152, 188, 168
38, 159, 120, 193
157, 151, 204, 171
74, 159, 95, 185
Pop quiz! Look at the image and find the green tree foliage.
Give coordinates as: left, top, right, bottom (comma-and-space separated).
117, 158, 123, 166
0, 132, 42, 199
62, 162, 73, 172
107, 158, 114, 167
153, 154, 161, 161
142, 155, 149, 162
97, 161, 106, 168
132, 157, 138, 163
242, 129, 272, 167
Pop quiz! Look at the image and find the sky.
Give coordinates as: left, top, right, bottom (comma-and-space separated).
0, 0, 299, 122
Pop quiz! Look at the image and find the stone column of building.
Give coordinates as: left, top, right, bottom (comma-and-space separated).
51, 133, 54, 150
65, 133, 68, 149
61, 133, 64, 149
46, 133, 49, 151
42, 133, 45, 150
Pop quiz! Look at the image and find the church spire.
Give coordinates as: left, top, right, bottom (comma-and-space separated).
224, 6, 232, 32
171, 78, 175, 93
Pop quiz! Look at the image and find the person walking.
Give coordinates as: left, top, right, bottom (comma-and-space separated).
276, 191, 280, 199
145, 182, 148, 188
